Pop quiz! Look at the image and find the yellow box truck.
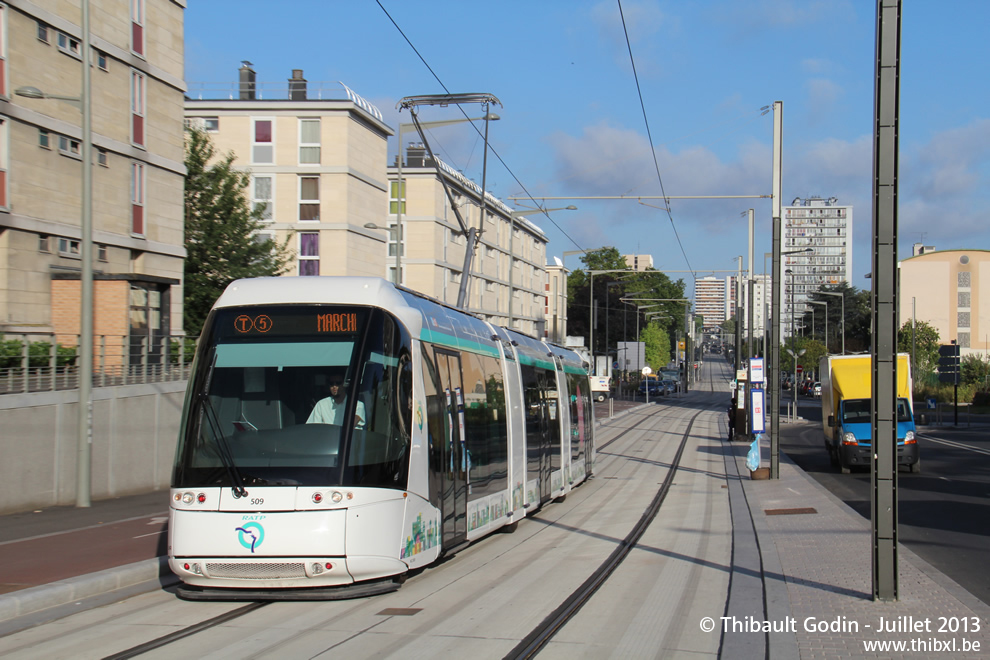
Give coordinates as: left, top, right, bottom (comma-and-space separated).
819, 353, 919, 474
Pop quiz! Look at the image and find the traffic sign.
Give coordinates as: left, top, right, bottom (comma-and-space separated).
796, 365, 803, 374
938, 343, 960, 383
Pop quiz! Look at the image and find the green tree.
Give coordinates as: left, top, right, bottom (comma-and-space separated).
184, 128, 292, 335
641, 322, 671, 372
566, 247, 685, 358
896, 319, 940, 378
961, 354, 990, 386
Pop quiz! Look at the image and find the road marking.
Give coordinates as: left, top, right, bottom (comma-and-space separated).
0, 512, 169, 547
919, 434, 990, 456
133, 530, 167, 539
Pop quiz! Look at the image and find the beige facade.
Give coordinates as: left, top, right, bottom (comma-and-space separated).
184, 65, 393, 280
899, 249, 990, 356
1, 0, 186, 342
545, 263, 568, 344
386, 148, 551, 338
624, 254, 653, 271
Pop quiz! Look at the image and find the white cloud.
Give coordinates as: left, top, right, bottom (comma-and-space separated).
804, 78, 844, 125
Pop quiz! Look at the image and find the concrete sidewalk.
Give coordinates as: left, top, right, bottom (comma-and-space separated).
723, 433, 990, 658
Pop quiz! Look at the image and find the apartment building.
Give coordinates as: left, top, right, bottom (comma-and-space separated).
387, 144, 550, 338
782, 196, 853, 336
184, 64, 392, 280
694, 276, 726, 330
1, 0, 186, 353
624, 254, 653, 271
900, 248, 990, 356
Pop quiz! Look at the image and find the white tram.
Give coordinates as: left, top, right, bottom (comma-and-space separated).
169, 277, 595, 599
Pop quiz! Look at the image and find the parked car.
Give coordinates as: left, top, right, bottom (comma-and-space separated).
813, 382, 822, 397
638, 379, 665, 396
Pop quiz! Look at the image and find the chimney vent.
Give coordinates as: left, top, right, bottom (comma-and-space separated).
289, 69, 307, 101
239, 61, 256, 100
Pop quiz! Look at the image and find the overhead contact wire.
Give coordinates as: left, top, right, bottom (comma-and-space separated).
375, 0, 589, 255
616, 0, 696, 279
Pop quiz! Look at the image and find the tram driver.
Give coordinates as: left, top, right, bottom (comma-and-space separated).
307, 373, 366, 428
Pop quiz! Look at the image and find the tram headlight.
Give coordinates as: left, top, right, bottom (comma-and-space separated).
181, 492, 195, 505
331, 491, 343, 503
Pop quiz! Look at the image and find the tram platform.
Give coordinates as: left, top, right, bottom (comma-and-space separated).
1, 405, 988, 657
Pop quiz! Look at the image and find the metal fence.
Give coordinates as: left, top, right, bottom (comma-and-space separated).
0, 332, 195, 395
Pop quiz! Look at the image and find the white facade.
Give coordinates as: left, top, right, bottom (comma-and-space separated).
694, 276, 726, 329
782, 197, 853, 337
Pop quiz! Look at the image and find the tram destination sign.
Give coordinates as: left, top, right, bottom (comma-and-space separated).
216, 306, 367, 339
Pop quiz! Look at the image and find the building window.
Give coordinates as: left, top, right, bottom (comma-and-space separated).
958, 292, 971, 308
252, 176, 273, 221
299, 176, 319, 221
58, 135, 81, 159
131, 0, 145, 57
97, 148, 108, 167
958, 272, 971, 288
98, 244, 108, 262
131, 161, 145, 235
0, 7, 6, 97
958, 312, 971, 328
96, 50, 108, 71
387, 223, 403, 257
204, 117, 219, 132
0, 118, 6, 209
299, 233, 319, 276
389, 181, 405, 214
252, 119, 273, 164
39, 129, 51, 149
58, 237, 81, 257
57, 31, 81, 59
299, 119, 320, 164
38, 21, 49, 44
131, 69, 146, 147
39, 235, 51, 253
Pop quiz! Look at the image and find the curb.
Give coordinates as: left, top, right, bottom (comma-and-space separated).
0, 557, 177, 625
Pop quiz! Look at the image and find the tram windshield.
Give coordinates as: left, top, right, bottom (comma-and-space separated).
173, 305, 413, 490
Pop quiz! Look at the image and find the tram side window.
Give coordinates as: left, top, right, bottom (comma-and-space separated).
566, 373, 590, 464
344, 313, 412, 488
462, 351, 508, 496
421, 346, 449, 508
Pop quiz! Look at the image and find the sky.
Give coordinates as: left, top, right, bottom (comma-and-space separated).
185, 1, 990, 296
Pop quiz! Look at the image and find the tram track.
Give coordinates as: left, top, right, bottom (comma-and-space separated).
503, 405, 706, 660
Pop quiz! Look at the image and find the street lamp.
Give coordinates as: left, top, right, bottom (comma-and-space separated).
509, 206, 576, 328
394, 113, 500, 287
808, 300, 827, 353
819, 291, 845, 355
363, 223, 400, 284
14, 1, 93, 510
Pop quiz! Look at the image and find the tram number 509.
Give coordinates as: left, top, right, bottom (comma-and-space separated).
250, 498, 265, 506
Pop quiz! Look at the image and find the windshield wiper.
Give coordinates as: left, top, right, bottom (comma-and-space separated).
197, 393, 249, 498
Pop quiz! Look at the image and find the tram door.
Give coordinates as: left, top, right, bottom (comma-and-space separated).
523, 367, 554, 505
434, 350, 468, 547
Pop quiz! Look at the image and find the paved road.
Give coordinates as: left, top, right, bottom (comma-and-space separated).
779, 400, 990, 609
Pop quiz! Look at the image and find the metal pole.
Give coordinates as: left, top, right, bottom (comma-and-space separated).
871, 0, 901, 602
77, 0, 93, 508
508, 214, 515, 327
747, 209, 755, 360
395, 122, 403, 286
770, 100, 783, 479
589, 272, 595, 366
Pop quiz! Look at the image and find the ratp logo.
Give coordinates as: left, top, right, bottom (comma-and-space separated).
235, 522, 265, 553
